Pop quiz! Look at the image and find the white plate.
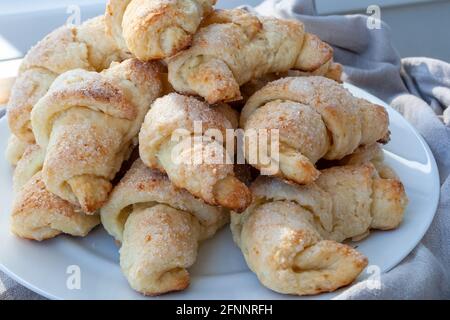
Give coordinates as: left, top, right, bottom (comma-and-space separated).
0, 84, 440, 300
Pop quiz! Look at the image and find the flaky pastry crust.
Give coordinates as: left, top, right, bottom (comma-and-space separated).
7, 16, 130, 144
240, 76, 390, 184
101, 159, 229, 295
105, 0, 216, 60
231, 163, 408, 295
167, 9, 342, 103
139, 93, 252, 212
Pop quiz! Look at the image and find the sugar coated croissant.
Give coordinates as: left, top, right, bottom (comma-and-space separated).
10, 144, 99, 241
7, 16, 129, 144
240, 76, 390, 184
5, 135, 33, 166
139, 93, 252, 212
101, 159, 229, 295
31, 58, 163, 214
167, 9, 341, 104
105, 0, 216, 60
231, 162, 407, 295
11, 173, 100, 241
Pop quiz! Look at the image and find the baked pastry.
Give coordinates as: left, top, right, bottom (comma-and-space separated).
240, 76, 390, 184
101, 159, 229, 295
232, 201, 368, 296
7, 16, 129, 144
10, 144, 99, 241
167, 9, 342, 104
239, 66, 344, 106
31, 59, 163, 214
316, 164, 407, 240
139, 93, 252, 212
5, 135, 33, 166
105, 0, 216, 60
231, 163, 408, 295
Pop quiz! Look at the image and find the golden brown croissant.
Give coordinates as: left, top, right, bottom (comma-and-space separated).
139, 93, 252, 212
231, 163, 408, 295
101, 159, 229, 295
10, 144, 99, 241
167, 9, 342, 104
31, 59, 163, 214
105, 0, 216, 60
240, 76, 390, 184
11, 173, 100, 241
7, 16, 130, 144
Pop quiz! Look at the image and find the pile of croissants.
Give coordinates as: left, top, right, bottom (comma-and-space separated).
5, 0, 408, 297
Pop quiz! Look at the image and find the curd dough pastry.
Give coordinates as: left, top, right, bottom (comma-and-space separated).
101, 159, 229, 295
31, 58, 163, 214
7, 16, 129, 144
5, 135, 33, 166
239, 66, 344, 105
167, 9, 342, 103
139, 93, 252, 212
11, 173, 100, 241
12, 144, 45, 192
231, 163, 407, 295
240, 76, 390, 184
337, 143, 399, 180
105, 0, 216, 60
10, 145, 99, 241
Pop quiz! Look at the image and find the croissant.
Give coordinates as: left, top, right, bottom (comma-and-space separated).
100, 159, 229, 295
337, 143, 400, 180
12, 144, 45, 193
139, 93, 252, 212
240, 76, 390, 184
231, 163, 408, 295
31, 58, 163, 214
105, 0, 216, 60
10, 144, 99, 241
7, 16, 129, 144
167, 9, 342, 104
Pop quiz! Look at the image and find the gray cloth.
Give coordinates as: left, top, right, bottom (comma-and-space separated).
1, 0, 450, 300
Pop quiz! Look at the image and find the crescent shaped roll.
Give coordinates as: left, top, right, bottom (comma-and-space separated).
10, 144, 99, 241
7, 16, 130, 144
167, 9, 342, 104
100, 159, 229, 295
5, 135, 33, 166
105, 0, 216, 60
337, 143, 400, 180
139, 93, 252, 212
240, 76, 390, 185
231, 163, 407, 295
31, 58, 163, 214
